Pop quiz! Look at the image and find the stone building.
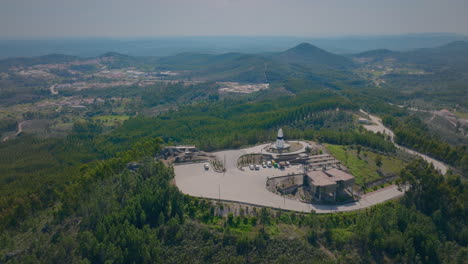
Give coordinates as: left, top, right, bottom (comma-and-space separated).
306, 168, 355, 201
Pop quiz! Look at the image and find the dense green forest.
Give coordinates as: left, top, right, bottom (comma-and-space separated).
1, 88, 466, 263
1, 153, 466, 263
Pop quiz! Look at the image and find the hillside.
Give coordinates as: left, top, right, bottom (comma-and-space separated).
0, 54, 79, 72
352, 41, 468, 108
401, 41, 468, 70
157, 43, 360, 85
351, 49, 394, 62
353, 41, 468, 70
273, 43, 355, 69
159, 53, 273, 82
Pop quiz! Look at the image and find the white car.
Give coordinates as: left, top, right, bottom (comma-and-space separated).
255, 165, 260, 170
262, 162, 267, 168
204, 163, 209, 170
267, 161, 272, 167
249, 164, 255, 170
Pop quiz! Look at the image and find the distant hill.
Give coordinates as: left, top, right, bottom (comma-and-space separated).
437, 40, 468, 51
352, 41, 468, 71
401, 41, 468, 70
272, 43, 355, 69
99, 52, 131, 59
157, 52, 248, 70
99, 51, 159, 69
157, 43, 359, 84
351, 41, 468, 106
0, 54, 78, 71
351, 49, 393, 58
1, 34, 467, 58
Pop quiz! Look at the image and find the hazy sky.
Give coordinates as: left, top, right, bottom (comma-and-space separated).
1, 0, 467, 38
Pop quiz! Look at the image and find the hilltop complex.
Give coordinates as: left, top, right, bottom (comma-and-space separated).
173, 129, 360, 212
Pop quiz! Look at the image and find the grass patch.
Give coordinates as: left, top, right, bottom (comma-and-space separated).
229, 223, 254, 235
325, 144, 406, 187
92, 115, 129, 126
454, 111, 468, 119
52, 122, 74, 131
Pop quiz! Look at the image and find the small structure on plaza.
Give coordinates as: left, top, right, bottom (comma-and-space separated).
305, 168, 354, 201
267, 128, 292, 152
162, 145, 198, 158
160, 145, 215, 164
276, 128, 285, 149
358, 118, 373, 125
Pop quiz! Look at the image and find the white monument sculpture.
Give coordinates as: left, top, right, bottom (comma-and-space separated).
276, 128, 285, 149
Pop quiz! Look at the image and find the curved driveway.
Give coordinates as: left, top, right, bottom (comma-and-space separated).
360, 110, 448, 175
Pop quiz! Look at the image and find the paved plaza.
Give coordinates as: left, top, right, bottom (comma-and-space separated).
174, 142, 405, 213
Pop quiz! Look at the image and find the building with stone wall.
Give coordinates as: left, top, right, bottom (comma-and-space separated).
306, 168, 354, 201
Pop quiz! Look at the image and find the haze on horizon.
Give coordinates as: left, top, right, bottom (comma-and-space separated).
1, 0, 468, 39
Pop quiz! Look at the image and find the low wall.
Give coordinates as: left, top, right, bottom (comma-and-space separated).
173, 160, 207, 166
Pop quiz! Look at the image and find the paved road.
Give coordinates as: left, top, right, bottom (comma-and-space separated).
1, 121, 25, 142
174, 141, 405, 213
49, 84, 59, 95
360, 110, 448, 175
389, 103, 466, 128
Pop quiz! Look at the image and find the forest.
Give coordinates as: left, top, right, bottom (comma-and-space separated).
0, 85, 466, 263
1, 152, 466, 263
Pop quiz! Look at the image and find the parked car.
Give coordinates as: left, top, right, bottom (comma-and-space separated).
262, 162, 267, 168
249, 164, 254, 170
255, 165, 260, 170
267, 161, 272, 167
204, 163, 209, 170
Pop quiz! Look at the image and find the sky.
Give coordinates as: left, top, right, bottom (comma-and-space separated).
1, 0, 468, 38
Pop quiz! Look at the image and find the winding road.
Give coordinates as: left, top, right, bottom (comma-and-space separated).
1, 121, 25, 142
49, 84, 59, 95
360, 109, 448, 175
